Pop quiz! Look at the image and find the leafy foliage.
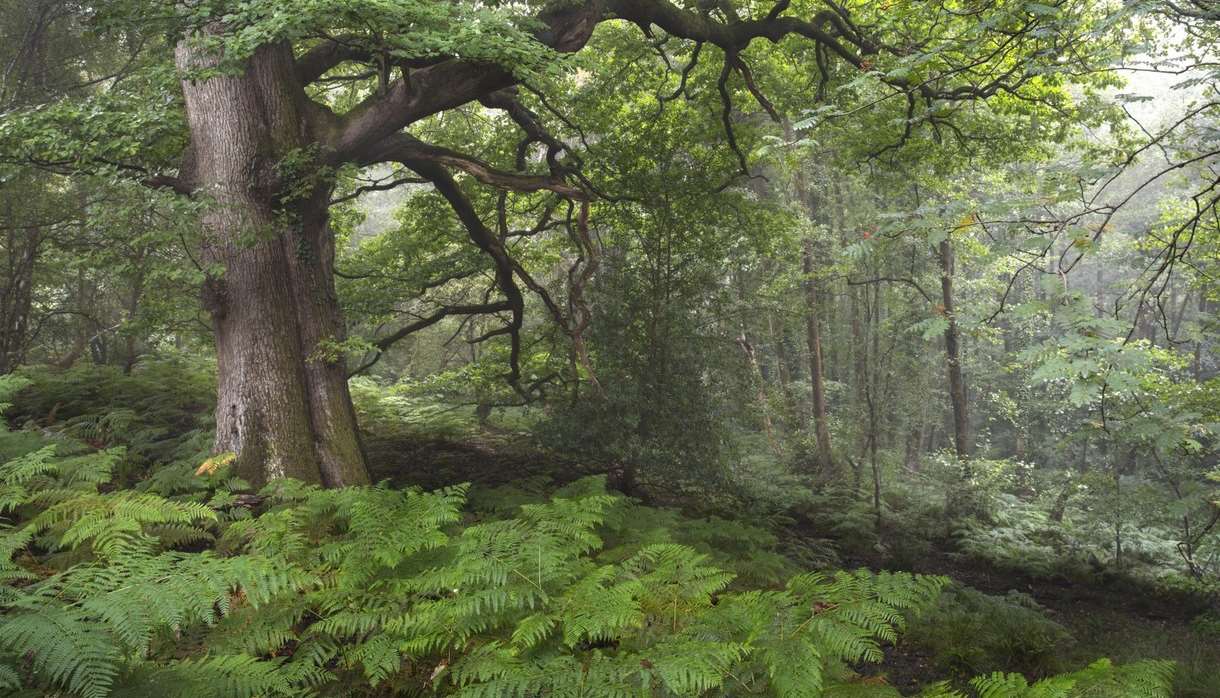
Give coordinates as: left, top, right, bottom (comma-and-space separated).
0, 413, 950, 697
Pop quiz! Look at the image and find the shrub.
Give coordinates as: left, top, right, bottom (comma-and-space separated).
903, 586, 1073, 679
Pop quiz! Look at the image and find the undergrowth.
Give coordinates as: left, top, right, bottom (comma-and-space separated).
0, 442, 946, 696
0, 368, 1184, 697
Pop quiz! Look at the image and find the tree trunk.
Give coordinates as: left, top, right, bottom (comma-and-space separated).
1194, 295, 1208, 380
0, 215, 39, 374
121, 246, 147, 374
767, 311, 799, 429
1170, 287, 1191, 342
737, 331, 782, 457
802, 239, 835, 472
787, 144, 835, 474
177, 40, 368, 488
850, 285, 865, 401
937, 238, 971, 459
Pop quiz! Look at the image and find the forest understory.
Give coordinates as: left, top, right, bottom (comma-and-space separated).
379, 425, 1220, 698
378, 431, 1220, 698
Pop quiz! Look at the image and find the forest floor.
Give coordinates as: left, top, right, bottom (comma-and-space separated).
364, 429, 1220, 696
364, 430, 600, 490
866, 548, 1216, 694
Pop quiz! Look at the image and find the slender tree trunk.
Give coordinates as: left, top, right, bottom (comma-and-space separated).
870, 433, 882, 531
1095, 263, 1105, 319
0, 216, 39, 374
767, 311, 799, 428
903, 429, 917, 470
802, 239, 834, 472
737, 331, 781, 457
768, 313, 791, 390
1170, 288, 1191, 342
863, 362, 882, 530
788, 149, 835, 473
121, 247, 147, 374
1050, 435, 1089, 522
926, 424, 941, 453
907, 396, 932, 471
849, 284, 867, 487
1194, 295, 1208, 380
177, 40, 368, 487
937, 238, 970, 459
1113, 458, 1125, 570
850, 286, 865, 400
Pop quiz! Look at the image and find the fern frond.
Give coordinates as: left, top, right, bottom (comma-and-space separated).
0, 599, 122, 698
0, 445, 59, 486
119, 654, 295, 698
0, 662, 23, 691
648, 637, 746, 695
969, 658, 1175, 698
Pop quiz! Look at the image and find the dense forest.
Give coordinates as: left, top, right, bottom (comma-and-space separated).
0, 0, 1218, 696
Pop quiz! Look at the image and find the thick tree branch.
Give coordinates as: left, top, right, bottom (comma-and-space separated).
328, 1, 602, 162
348, 298, 513, 378
329, 173, 427, 205
321, 0, 1070, 173
295, 37, 374, 85
372, 134, 586, 199
375, 301, 512, 352
389, 156, 530, 391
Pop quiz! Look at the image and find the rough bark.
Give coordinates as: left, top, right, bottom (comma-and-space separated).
937, 238, 971, 459
176, 40, 368, 487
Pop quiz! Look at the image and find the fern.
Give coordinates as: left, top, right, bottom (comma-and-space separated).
969, 658, 1175, 697
0, 600, 123, 698
0, 426, 1080, 698
0, 374, 31, 417
113, 654, 296, 698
